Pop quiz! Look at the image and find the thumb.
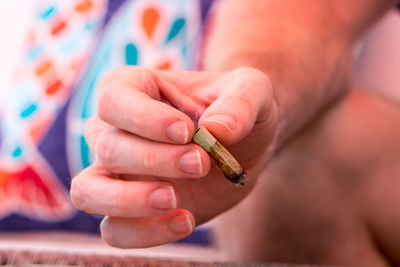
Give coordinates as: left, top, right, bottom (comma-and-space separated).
198, 67, 275, 145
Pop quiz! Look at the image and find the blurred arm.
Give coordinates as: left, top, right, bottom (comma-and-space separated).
204, 0, 397, 150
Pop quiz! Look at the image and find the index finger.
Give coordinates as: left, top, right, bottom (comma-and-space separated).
97, 66, 195, 144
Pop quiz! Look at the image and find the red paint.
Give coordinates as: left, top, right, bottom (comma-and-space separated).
45, 80, 62, 95
51, 20, 67, 36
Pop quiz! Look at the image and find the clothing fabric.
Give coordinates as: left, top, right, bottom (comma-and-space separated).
0, 0, 214, 244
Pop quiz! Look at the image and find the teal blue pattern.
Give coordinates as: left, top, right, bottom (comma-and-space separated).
165, 18, 186, 42
80, 136, 91, 168
27, 46, 43, 62
125, 43, 139, 65
40, 6, 56, 20
20, 103, 38, 118
12, 146, 22, 158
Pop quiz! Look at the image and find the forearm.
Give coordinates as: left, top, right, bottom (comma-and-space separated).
213, 88, 400, 264
203, 0, 397, 150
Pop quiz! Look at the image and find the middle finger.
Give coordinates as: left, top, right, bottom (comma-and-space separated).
85, 116, 211, 178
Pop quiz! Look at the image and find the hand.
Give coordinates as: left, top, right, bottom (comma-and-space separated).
211, 89, 400, 264
70, 66, 277, 248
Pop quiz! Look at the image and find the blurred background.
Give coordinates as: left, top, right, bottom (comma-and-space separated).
1, 2, 400, 100
0, 1, 398, 265
0, 1, 33, 92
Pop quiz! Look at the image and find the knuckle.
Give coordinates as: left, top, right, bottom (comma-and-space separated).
139, 68, 159, 98
234, 66, 272, 90
95, 132, 116, 169
114, 65, 141, 76
234, 66, 265, 79
84, 116, 96, 137
98, 66, 147, 123
99, 71, 116, 90
231, 67, 273, 116
97, 85, 114, 122
114, 188, 134, 215
143, 149, 159, 174
97, 67, 131, 122
83, 116, 98, 150
232, 66, 259, 79
99, 66, 134, 89
70, 176, 85, 210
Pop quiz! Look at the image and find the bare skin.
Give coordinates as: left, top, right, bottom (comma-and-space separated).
71, 67, 278, 247
70, 0, 399, 256
204, 0, 397, 147
214, 89, 400, 266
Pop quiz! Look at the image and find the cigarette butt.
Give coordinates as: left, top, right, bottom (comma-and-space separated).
192, 126, 247, 186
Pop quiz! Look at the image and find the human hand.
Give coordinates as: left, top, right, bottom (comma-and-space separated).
70, 66, 277, 248
212, 89, 400, 265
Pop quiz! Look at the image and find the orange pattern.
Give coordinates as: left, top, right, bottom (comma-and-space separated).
157, 60, 172, 70
142, 7, 159, 39
75, 0, 93, 13
29, 114, 52, 143
35, 61, 53, 77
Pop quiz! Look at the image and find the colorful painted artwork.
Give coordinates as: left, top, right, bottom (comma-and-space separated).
0, 0, 208, 229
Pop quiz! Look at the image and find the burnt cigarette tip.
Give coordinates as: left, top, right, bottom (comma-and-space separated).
230, 171, 247, 187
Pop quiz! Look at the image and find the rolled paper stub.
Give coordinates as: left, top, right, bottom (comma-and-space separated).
192, 126, 247, 186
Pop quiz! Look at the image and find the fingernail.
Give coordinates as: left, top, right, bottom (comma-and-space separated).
148, 186, 177, 210
169, 213, 193, 234
179, 150, 202, 175
203, 115, 237, 132
166, 121, 189, 144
